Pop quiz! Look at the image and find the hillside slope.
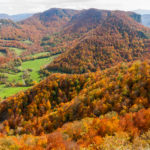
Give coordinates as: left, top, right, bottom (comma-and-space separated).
0, 9, 148, 67
62, 9, 142, 34
0, 8, 80, 64
0, 61, 149, 135
47, 10, 150, 73
0, 8, 79, 45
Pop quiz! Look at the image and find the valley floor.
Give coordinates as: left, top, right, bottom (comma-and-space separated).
0, 53, 59, 99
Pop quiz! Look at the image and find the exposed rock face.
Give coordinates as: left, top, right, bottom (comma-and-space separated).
129, 12, 142, 23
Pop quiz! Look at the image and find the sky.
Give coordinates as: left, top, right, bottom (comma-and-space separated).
0, 0, 150, 15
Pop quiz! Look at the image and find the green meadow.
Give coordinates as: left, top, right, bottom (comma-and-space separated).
0, 54, 58, 99
9, 47, 25, 56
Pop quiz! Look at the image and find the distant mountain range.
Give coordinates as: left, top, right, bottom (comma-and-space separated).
141, 14, 150, 27
1, 9, 150, 27
0, 13, 33, 22
134, 9, 150, 15
134, 10, 150, 27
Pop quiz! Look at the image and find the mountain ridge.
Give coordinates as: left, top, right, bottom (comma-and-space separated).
0, 13, 33, 22
46, 9, 150, 73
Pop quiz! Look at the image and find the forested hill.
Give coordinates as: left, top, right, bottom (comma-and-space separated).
0, 8, 147, 69
46, 10, 150, 73
0, 61, 149, 149
0, 8, 150, 149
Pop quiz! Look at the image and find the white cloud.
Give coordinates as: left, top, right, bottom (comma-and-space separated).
0, 0, 150, 14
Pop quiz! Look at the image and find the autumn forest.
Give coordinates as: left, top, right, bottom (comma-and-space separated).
0, 7, 149, 150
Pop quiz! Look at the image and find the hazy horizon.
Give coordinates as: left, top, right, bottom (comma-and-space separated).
1, 0, 150, 15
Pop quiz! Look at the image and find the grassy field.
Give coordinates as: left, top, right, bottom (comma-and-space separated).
21, 55, 57, 82
0, 85, 28, 99
21, 40, 33, 45
0, 54, 59, 99
9, 47, 25, 56
29, 52, 50, 57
